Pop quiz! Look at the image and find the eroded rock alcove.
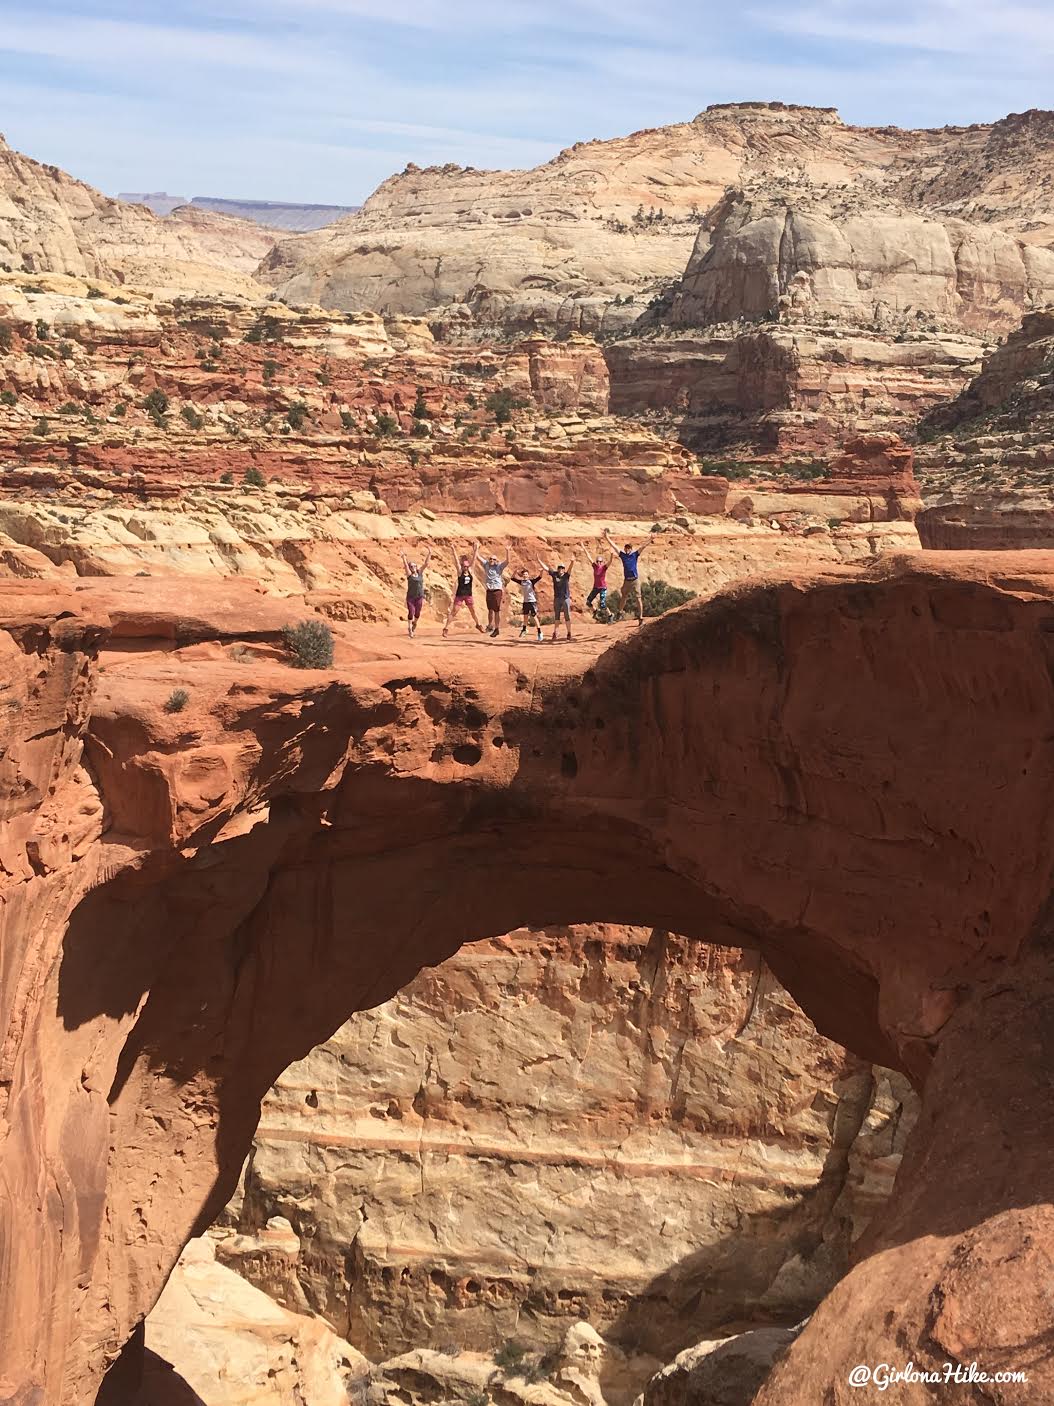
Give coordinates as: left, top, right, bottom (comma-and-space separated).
3, 553, 1054, 1406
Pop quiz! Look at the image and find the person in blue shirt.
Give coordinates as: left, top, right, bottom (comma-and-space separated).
605, 530, 651, 625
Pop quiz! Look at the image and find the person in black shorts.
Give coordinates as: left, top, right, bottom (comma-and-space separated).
511, 567, 544, 642
539, 548, 579, 641
442, 541, 485, 637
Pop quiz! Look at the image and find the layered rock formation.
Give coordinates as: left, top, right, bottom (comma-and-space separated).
4, 556, 1054, 1405
0, 274, 924, 613
224, 928, 913, 1364
259, 105, 1054, 339
916, 308, 1054, 548
0, 134, 274, 297
669, 187, 1054, 334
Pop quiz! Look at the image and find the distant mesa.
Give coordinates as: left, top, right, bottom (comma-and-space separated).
118, 191, 359, 232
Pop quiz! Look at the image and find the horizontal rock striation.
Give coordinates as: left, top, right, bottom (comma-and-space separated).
227, 927, 914, 1362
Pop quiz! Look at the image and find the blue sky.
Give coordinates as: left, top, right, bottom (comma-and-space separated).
2, 0, 1052, 205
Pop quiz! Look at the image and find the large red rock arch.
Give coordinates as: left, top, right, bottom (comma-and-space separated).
2, 554, 1054, 1404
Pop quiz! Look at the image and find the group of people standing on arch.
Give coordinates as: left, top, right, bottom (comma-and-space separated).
399, 533, 652, 641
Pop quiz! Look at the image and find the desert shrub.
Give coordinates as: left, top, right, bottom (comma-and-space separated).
0, 390, 16, 406
339, 410, 356, 430
787, 460, 830, 482
219, 470, 234, 484
520, 1358, 551, 1384
437, 1342, 460, 1357
286, 402, 309, 430
412, 386, 430, 420
243, 466, 266, 488
262, 359, 278, 383
466, 1394, 488, 1406
0, 326, 11, 352
410, 419, 430, 437
485, 388, 523, 425
87, 287, 105, 299
244, 315, 285, 345
316, 368, 331, 386
374, 411, 399, 437
57, 402, 80, 415
33, 416, 50, 437
181, 406, 205, 429
35, 318, 49, 341
143, 388, 169, 423
163, 688, 189, 714
642, 579, 696, 617
112, 401, 127, 417
58, 342, 74, 359
493, 1341, 527, 1372
282, 619, 334, 670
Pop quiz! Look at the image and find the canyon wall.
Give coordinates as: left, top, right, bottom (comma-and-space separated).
917, 308, 1054, 548
225, 928, 914, 1363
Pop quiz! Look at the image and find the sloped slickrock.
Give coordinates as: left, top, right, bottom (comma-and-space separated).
0, 134, 274, 299
640, 1326, 798, 1406
142, 1235, 370, 1406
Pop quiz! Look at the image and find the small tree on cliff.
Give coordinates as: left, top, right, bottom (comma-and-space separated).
412, 386, 430, 420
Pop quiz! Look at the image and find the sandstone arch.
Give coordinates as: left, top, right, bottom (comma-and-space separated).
2, 554, 1054, 1404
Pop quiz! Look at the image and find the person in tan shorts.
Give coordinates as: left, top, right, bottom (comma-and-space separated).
605, 530, 650, 625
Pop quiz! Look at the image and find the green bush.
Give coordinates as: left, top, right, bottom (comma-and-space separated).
181, 406, 205, 430
339, 410, 356, 430
143, 388, 169, 423
57, 402, 80, 415
0, 327, 11, 352
642, 579, 696, 617
35, 318, 49, 341
244, 315, 285, 345
286, 402, 308, 430
219, 470, 234, 484
112, 401, 127, 417
374, 411, 400, 437
282, 619, 335, 670
0, 390, 16, 407
33, 416, 50, 437
262, 359, 278, 384
87, 287, 105, 299
484, 388, 523, 425
412, 386, 430, 420
163, 688, 189, 714
243, 466, 266, 488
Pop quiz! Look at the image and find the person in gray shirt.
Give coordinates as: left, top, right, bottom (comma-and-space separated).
480, 545, 510, 637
